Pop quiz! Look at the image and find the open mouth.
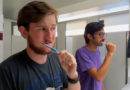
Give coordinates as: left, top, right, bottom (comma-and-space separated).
42, 41, 53, 46
45, 42, 52, 45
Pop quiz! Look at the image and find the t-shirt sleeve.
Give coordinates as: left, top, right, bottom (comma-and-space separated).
76, 49, 96, 72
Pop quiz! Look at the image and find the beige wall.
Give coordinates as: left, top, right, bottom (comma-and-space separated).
0, 0, 3, 62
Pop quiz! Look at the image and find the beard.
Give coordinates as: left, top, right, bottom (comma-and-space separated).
28, 35, 54, 55
92, 40, 103, 46
93, 37, 104, 46
94, 41, 102, 46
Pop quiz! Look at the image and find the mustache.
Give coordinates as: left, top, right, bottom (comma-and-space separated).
101, 39, 105, 42
42, 40, 55, 43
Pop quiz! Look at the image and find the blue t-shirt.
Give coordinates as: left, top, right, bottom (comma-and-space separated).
75, 46, 102, 90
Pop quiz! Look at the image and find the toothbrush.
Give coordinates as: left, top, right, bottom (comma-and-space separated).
42, 43, 60, 53
43, 43, 73, 66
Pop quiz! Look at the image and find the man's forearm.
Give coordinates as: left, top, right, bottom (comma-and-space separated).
97, 42, 116, 81
102, 82, 105, 90
97, 53, 113, 81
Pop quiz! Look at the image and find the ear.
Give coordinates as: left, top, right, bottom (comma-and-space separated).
19, 26, 28, 38
87, 34, 93, 40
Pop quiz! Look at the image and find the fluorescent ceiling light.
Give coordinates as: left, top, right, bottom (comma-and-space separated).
58, 5, 129, 22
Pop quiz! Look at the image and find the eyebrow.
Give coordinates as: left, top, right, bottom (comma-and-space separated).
36, 24, 56, 27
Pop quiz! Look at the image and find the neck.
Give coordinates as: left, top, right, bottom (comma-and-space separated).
86, 42, 98, 52
26, 47, 47, 64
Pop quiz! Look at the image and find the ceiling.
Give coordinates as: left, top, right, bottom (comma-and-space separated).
3, 0, 125, 20
3, 0, 87, 20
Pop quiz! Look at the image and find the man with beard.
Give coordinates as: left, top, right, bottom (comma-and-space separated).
0, 1, 80, 90
75, 22, 116, 90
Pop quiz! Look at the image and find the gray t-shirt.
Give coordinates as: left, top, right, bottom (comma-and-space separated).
0, 49, 68, 90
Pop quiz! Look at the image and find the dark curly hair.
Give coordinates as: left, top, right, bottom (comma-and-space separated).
84, 21, 104, 44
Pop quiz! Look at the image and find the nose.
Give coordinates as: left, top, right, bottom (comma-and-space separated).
102, 35, 106, 40
45, 29, 52, 39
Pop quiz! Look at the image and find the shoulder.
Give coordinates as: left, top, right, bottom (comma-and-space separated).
75, 46, 89, 56
0, 50, 25, 71
76, 46, 86, 54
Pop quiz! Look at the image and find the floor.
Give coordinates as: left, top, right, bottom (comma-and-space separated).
122, 77, 130, 90
122, 83, 130, 90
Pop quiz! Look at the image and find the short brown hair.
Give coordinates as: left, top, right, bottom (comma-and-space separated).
17, 1, 57, 31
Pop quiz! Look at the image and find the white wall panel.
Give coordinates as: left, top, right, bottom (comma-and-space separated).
3, 19, 12, 60
11, 36, 26, 55
103, 32, 126, 90
100, 12, 129, 26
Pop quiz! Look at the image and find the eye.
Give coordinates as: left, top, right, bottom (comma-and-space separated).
41, 27, 46, 31
37, 27, 47, 31
99, 33, 105, 37
51, 27, 56, 31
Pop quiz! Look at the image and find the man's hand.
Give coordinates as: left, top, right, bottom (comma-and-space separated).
58, 50, 78, 79
106, 42, 116, 56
